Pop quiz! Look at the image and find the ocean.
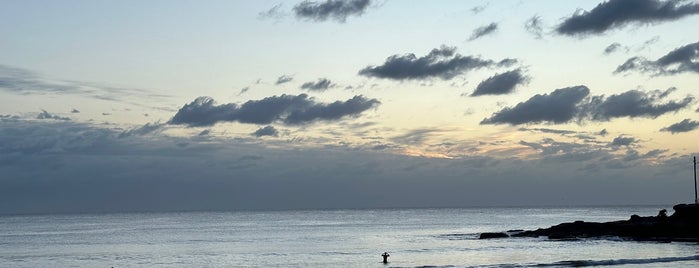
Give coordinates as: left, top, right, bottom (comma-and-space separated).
1, 206, 698, 267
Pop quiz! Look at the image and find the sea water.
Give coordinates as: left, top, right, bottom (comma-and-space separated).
1, 207, 698, 267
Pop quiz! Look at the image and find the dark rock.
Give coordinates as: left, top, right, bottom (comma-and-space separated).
510, 204, 699, 242
479, 232, 509, 239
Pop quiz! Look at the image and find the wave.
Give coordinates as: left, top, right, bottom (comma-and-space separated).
533, 255, 699, 267
406, 255, 699, 268
436, 233, 479, 240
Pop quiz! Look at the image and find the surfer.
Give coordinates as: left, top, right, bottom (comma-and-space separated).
381, 252, 390, 263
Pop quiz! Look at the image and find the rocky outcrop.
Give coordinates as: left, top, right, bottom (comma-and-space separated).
479, 232, 509, 239
483, 204, 699, 242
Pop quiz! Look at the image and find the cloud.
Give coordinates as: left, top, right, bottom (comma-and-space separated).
169, 94, 380, 127
358, 45, 515, 80
482, 86, 694, 125
276, 75, 294, 85
239, 86, 250, 95
583, 88, 694, 121
300, 78, 334, 91
252, 125, 279, 137
661, 118, 699, 133
36, 110, 70, 121
615, 41, 699, 75
603, 42, 627, 54
524, 15, 544, 39
118, 122, 165, 138
518, 127, 578, 135
258, 3, 287, 21
0, 65, 171, 110
470, 68, 529, 96
481, 86, 590, 125
556, 0, 699, 36
471, 4, 488, 14
71, 108, 80, 113
599, 129, 609, 136
468, 22, 498, 41
293, 0, 371, 23
610, 135, 637, 146
0, 118, 691, 214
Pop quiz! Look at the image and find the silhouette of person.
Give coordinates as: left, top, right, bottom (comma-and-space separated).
658, 209, 668, 218
381, 252, 390, 263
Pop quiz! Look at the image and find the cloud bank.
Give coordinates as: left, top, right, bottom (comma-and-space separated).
556, 0, 699, 36
482, 86, 694, 125
169, 94, 380, 126
358, 45, 516, 80
0, 119, 691, 214
293, 0, 371, 22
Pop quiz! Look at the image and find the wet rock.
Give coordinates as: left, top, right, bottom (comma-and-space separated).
479, 232, 509, 239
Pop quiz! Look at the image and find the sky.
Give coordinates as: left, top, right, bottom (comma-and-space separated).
1, 0, 699, 214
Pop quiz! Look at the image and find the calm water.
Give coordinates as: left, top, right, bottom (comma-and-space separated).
1, 207, 698, 267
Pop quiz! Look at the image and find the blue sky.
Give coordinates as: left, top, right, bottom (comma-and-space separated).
1, 0, 699, 213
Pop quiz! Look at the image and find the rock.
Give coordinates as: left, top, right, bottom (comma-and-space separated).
510, 204, 699, 242
479, 232, 509, 239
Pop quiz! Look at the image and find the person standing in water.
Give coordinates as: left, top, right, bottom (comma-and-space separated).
381, 252, 390, 263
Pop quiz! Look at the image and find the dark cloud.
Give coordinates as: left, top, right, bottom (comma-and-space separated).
470, 68, 529, 96
284, 95, 380, 124
169, 94, 380, 127
615, 41, 699, 75
37, 110, 70, 121
481, 86, 590, 125
599, 129, 609, 136
71, 108, 80, 113
358, 45, 514, 80
610, 135, 637, 146
482, 86, 694, 125
661, 118, 699, 133
468, 22, 498, 41
276, 75, 294, 85
524, 15, 544, 39
300, 78, 334, 91
556, 0, 699, 36
583, 89, 694, 121
252, 125, 279, 137
293, 0, 371, 23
